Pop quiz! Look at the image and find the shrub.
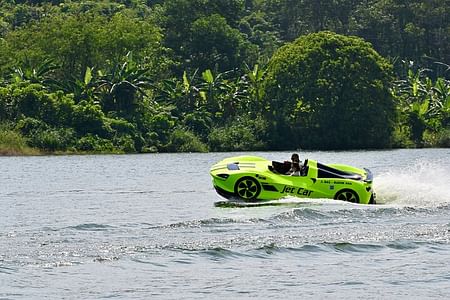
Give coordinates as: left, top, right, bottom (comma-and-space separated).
15, 117, 75, 151
182, 110, 212, 138
423, 128, 450, 148
113, 135, 136, 153
108, 117, 136, 135
0, 123, 39, 155
437, 129, 450, 147
28, 127, 76, 151
1, 83, 76, 126
166, 128, 208, 152
208, 116, 267, 151
16, 117, 48, 136
75, 134, 116, 153
390, 124, 414, 148
71, 101, 109, 136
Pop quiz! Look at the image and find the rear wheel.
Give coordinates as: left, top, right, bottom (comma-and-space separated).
334, 189, 359, 203
234, 177, 261, 202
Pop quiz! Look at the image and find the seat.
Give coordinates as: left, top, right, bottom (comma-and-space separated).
270, 161, 291, 174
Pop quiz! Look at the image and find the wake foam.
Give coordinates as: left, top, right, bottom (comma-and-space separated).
374, 161, 450, 208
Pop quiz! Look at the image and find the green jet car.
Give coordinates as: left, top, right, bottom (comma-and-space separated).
210, 156, 376, 204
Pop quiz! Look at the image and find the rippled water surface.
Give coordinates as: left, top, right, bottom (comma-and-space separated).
1, 149, 450, 299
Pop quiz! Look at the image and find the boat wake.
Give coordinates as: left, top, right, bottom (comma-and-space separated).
214, 198, 313, 208
214, 197, 360, 209
374, 161, 450, 208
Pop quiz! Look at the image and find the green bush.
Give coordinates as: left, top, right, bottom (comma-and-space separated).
113, 134, 136, 153
16, 117, 75, 151
1, 83, 76, 126
75, 134, 116, 153
208, 116, 267, 151
437, 129, 450, 147
182, 110, 212, 138
16, 117, 48, 136
142, 131, 162, 152
166, 128, 208, 152
108, 117, 136, 135
423, 128, 450, 148
142, 110, 176, 148
71, 101, 110, 136
391, 127, 414, 148
28, 127, 76, 151
0, 123, 38, 155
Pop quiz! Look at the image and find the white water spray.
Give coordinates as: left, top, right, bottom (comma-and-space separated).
374, 161, 450, 207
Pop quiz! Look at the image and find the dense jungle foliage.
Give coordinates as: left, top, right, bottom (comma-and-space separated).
0, 0, 449, 154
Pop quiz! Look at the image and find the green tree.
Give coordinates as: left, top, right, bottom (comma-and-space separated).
188, 14, 257, 72
264, 31, 396, 150
259, 0, 357, 41
349, 0, 450, 70
239, 10, 281, 63
161, 0, 246, 48
1, 11, 166, 80
160, 0, 254, 72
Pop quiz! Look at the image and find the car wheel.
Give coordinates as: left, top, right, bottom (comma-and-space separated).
234, 177, 261, 202
334, 189, 359, 203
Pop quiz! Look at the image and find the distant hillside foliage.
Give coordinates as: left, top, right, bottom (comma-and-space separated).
0, 0, 449, 153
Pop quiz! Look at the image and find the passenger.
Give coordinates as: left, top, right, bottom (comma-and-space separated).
287, 153, 301, 176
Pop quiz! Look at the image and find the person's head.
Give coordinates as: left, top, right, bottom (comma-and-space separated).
291, 153, 299, 163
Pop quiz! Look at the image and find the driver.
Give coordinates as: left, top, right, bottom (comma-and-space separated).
287, 153, 301, 176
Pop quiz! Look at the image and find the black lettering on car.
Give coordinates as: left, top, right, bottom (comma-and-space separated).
282, 185, 313, 197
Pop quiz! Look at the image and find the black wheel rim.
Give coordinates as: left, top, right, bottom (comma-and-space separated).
337, 191, 358, 203
237, 179, 258, 199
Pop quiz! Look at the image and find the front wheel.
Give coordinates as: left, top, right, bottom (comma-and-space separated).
234, 177, 261, 202
334, 189, 359, 203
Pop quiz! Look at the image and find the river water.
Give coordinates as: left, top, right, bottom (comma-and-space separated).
1, 149, 450, 299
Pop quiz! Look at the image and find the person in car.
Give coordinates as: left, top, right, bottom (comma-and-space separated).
287, 153, 301, 176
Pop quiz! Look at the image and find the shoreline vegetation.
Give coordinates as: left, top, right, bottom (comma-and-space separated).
0, 126, 40, 156
1, 124, 449, 157
1, 122, 449, 156
1, 1, 449, 156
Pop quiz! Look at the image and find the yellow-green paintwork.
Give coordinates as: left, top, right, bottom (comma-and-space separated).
210, 156, 375, 204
